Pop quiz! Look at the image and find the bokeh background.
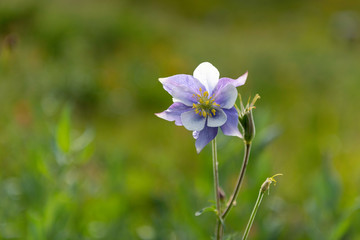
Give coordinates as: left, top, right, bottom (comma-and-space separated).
1, 0, 360, 239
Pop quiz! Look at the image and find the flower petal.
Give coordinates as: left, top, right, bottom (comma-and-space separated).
207, 108, 227, 127
212, 71, 248, 94
221, 107, 242, 138
195, 125, 218, 153
193, 62, 219, 94
155, 102, 191, 126
181, 110, 206, 131
222, 72, 248, 87
159, 74, 205, 106
213, 84, 237, 109
192, 131, 199, 139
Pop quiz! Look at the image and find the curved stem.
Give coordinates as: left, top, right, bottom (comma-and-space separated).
216, 142, 252, 237
222, 142, 252, 219
212, 138, 221, 240
242, 190, 264, 240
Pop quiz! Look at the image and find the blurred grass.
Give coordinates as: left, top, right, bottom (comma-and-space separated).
1, 0, 360, 239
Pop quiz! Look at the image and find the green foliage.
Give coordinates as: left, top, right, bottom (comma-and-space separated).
195, 206, 217, 217
56, 106, 71, 154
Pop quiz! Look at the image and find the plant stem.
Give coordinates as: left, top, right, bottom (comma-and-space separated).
216, 142, 252, 236
212, 138, 221, 240
222, 142, 251, 219
242, 190, 264, 240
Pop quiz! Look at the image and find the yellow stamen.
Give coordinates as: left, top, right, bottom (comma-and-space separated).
251, 94, 261, 107
193, 87, 222, 119
261, 173, 283, 194
202, 109, 206, 118
268, 173, 283, 185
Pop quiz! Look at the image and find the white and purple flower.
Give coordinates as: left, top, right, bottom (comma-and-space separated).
156, 62, 247, 153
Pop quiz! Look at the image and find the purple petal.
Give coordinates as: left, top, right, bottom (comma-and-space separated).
213, 84, 237, 109
221, 107, 242, 138
195, 125, 218, 153
159, 74, 205, 106
180, 110, 206, 131
207, 108, 227, 127
214, 72, 248, 92
155, 102, 191, 126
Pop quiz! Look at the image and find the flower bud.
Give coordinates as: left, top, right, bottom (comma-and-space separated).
218, 186, 226, 203
239, 109, 255, 143
260, 174, 283, 194
236, 94, 260, 144
260, 178, 272, 193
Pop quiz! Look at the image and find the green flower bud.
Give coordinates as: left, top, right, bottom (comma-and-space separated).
260, 178, 272, 193
236, 94, 260, 144
260, 174, 283, 194
239, 109, 255, 143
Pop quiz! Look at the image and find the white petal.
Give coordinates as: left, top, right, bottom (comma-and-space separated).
193, 62, 220, 94
181, 110, 206, 131
192, 131, 199, 139
207, 108, 227, 127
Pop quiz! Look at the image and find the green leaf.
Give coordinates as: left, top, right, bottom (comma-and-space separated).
329, 199, 360, 240
27, 211, 45, 240
195, 206, 216, 217
71, 128, 94, 152
79, 141, 95, 164
56, 106, 71, 153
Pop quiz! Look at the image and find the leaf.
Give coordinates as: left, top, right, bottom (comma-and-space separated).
27, 211, 45, 240
56, 106, 71, 153
78, 141, 95, 164
71, 128, 94, 152
195, 206, 216, 217
312, 154, 342, 212
329, 199, 360, 240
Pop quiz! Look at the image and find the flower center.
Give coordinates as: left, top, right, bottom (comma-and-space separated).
192, 88, 219, 118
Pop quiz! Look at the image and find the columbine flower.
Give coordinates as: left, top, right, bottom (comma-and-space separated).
156, 62, 247, 153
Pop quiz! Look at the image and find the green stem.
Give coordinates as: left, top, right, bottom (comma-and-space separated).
222, 142, 251, 219
216, 142, 251, 237
242, 190, 264, 240
212, 138, 221, 240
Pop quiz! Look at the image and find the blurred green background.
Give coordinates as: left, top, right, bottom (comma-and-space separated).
1, 0, 360, 239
